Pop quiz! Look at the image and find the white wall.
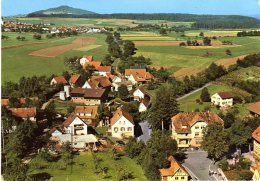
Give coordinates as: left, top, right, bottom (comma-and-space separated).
111, 116, 134, 138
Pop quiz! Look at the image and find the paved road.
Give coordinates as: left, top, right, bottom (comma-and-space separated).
177, 83, 211, 101
137, 121, 152, 143
182, 150, 222, 181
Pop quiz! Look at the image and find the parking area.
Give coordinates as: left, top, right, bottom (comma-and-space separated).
182, 150, 222, 181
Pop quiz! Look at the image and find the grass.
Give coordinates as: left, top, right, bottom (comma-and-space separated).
2, 33, 107, 82
53, 100, 77, 115
27, 150, 147, 181
73, 44, 102, 51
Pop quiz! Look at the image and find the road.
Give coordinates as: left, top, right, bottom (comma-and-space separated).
182, 150, 222, 181
177, 83, 211, 101
41, 98, 54, 110
137, 121, 152, 143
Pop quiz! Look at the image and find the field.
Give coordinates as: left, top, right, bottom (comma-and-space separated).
2, 32, 107, 82
29, 37, 96, 57
27, 150, 147, 181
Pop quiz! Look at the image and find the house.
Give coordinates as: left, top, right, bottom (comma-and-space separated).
252, 126, 260, 162
50, 76, 68, 86
211, 92, 233, 107
247, 102, 260, 117
171, 112, 224, 148
80, 55, 93, 66
49, 127, 63, 137
83, 61, 102, 70
9, 107, 37, 122
95, 66, 112, 77
1, 97, 39, 106
82, 76, 112, 91
69, 74, 81, 88
74, 106, 98, 126
251, 164, 260, 181
112, 80, 133, 92
159, 156, 190, 181
125, 69, 154, 85
139, 99, 151, 112
70, 88, 106, 105
133, 87, 149, 101
110, 107, 135, 139
63, 113, 88, 135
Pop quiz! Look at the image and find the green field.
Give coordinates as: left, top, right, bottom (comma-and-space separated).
2, 33, 107, 82
28, 150, 147, 181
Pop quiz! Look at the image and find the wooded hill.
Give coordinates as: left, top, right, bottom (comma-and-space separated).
27, 13, 260, 29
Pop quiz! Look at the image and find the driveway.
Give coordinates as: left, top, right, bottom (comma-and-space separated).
177, 83, 211, 101
182, 150, 222, 181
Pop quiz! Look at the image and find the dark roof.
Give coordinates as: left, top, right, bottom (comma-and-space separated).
247, 102, 260, 115
217, 92, 233, 99
70, 88, 106, 98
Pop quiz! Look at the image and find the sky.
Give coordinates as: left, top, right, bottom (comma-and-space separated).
2, 0, 260, 16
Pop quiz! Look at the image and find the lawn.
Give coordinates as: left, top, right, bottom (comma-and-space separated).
53, 100, 77, 115
2, 33, 107, 82
27, 150, 147, 181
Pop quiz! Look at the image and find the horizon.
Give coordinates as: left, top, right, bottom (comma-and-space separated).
2, 0, 260, 17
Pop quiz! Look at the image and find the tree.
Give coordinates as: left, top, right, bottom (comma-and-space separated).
200, 87, 211, 102
159, 28, 167, 36
62, 71, 71, 81
201, 123, 229, 161
122, 40, 137, 58
1, 106, 17, 134
8, 97, 21, 108
149, 85, 179, 130
229, 121, 251, 148
199, 32, 204, 37
125, 137, 145, 158
105, 33, 114, 44
226, 49, 232, 56
67, 105, 76, 115
60, 142, 72, 166
108, 41, 122, 58
102, 54, 114, 66
118, 85, 129, 100
203, 37, 211, 46
33, 34, 42, 40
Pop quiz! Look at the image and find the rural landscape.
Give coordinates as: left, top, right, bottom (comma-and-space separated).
1, 1, 260, 181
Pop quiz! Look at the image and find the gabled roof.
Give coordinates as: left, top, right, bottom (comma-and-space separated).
159, 156, 189, 177
125, 69, 154, 82
141, 98, 151, 108
247, 102, 260, 115
110, 107, 134, 126
217, 92, 233, 99
9, 107, 37, 118
70, 88, 106, 98
83, 61, 102, 70
135, 87, 147, 95
1, 97, 39, 106
53, 76, 68, 84
88, 76, 112, 88
252, 126, 260, 143
96, 66, 111, 72
171, 112, 224, 133
75, 106, 98, 119
63, 113, 85, 128
83, 55, 93, 62
1, 99, 9, 106
49, 127, 63, 134
69, 74, 81, 84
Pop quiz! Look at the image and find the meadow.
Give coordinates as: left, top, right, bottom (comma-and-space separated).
2, 33, 107, 82
27, 150, 147, 181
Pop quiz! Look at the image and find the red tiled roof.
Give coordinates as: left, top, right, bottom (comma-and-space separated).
217, 92, 233, 99
159, 156, 189, 177
70, 88, 106, 98
247, 102, 260, 115
49, 127, 63, 134
97, 66, 111, 72
53, 76, 68, 84
63, 113, 78, 127
84, 61, 102, 70
252, 126, 260, 143
88, 76, 112, 88
110, 107, 134, 126
9, 107, 36, 118
69, 74, 81, 84
83, 55, 93, 62
125, 69, 154, 82
1, 97, 39, 106
75, 106, 98, 119
1, 99, 9, 106
171, 112, 224, 133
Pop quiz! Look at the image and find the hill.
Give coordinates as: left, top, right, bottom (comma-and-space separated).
32, 5, 97, 15
27, 12, 260, 29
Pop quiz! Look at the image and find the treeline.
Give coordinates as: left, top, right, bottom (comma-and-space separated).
27, 13, 260, 29
237, 30, 260, 37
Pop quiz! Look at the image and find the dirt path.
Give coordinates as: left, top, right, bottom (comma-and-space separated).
2, 42, 48, 50
215, 54, 248, 68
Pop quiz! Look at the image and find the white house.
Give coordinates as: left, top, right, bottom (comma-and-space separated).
211, 92, 233, 107
139, 99, 150, 112
133, 87, 147, 101
50, 76, 68, 86
80, 55, 93, 66
63, 113, 88, 135
95, 66, 112, 77
49, 127, 63, 137
110, 107, 134, 139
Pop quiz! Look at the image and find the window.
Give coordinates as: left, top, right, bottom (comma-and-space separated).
121, 127, 125, 131
195, 126, 199, 129
175, 177, 178, 180
195, 132, 199, 136
74, 143, 77, 145
201, 126, 205, 129
127, 127, 132, 131
114, 127, 118, 132
181, 177, 185, 180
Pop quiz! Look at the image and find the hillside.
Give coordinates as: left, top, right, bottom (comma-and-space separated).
27, 12, 260, 29
32, 5, 97, 15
